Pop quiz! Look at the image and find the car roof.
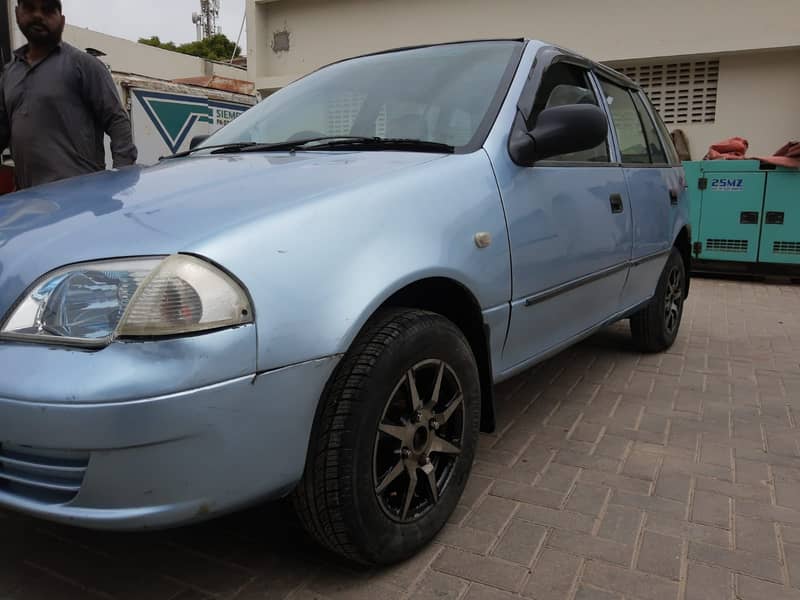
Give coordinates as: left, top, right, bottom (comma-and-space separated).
327, 39, 639, 90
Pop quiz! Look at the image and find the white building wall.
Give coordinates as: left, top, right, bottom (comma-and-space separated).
63, 27, 247, 80
644, 49, 800, 158
249, 0, 800, 85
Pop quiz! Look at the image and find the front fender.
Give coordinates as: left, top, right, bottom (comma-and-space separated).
191, 150, 511, 372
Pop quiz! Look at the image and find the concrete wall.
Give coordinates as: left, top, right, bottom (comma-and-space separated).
652, 49, 800, 159
248, 0, 800, 86
63, 26, 247, 80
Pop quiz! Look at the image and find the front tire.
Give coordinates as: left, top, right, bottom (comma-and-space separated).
293, 308, 481, 565
630, 247, 686, 352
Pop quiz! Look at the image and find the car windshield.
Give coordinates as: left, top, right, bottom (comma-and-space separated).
203, 41, 523, 152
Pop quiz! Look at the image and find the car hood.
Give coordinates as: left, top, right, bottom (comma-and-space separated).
0, 151, 444, 320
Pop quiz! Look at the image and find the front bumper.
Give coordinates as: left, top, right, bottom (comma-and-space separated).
0, 354, 339, 530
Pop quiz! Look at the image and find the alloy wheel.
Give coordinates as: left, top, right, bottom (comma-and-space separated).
373, 359, 465, 523
664, 265, 683, 335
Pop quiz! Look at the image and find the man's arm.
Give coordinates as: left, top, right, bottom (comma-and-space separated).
78, 54, 137, 167
0, 71, 10, 156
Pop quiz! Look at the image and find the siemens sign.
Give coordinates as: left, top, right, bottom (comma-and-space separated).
710, 178, 744, 192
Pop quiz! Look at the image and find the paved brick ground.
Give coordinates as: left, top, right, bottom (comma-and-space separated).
2, 277, 800, 600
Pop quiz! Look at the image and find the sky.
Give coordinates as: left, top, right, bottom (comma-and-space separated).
61, 0, 248, 51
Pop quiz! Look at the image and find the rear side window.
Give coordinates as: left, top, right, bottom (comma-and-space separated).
599, 79, 650, 164
631, 92, 668, 164
530, 63, 610, 163
641, 93, 681, 164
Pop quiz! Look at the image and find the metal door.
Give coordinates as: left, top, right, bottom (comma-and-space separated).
697, 172, 766, 263
759, 171, 800, 264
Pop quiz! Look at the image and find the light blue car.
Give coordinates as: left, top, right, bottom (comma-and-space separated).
0, 39, 690, 565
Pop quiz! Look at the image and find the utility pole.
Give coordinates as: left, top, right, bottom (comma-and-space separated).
191, 0, 220, 42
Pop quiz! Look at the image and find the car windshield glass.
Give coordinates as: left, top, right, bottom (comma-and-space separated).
202, 41, 523, 152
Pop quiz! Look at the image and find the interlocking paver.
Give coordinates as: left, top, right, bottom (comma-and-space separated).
695, 477, 771, 503
735, 515, 778, 556
491, 519, 547, 565
637, 531, 682, 581
688, 540, 783, 583
522, 548, 581, 600
611, 490, 687, 518
691, 491, 731, 529
597, 505, 641, 546
579, 471, 652, 495
622, 451, 660, 481
465, 496, 518, 535
462, 583, 519, 600
408, 571, 468, 600
536, 463, 581, 493
547, 530, 633, 567
1, 278, 798, 599
515, 504, 595, 533
685, 562, 731, 600
581, 561, 678, 600
654, 467, 692, 502
574, 585, 622, 600
433, 548, 527, 592
437, 524, 497, 555
645, 512, 730, 548
737, 574, 800, 600
593, 434, 630, 460
491, 480, 564, 510
782, 542, 800, 590
565, 484, 609, 517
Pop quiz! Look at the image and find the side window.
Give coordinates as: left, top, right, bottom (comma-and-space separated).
642, 93, 680, 164
631, 92, 668, 164
599, 79, 650, 164
530, 63, 610, 163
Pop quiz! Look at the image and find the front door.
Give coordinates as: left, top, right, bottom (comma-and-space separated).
499, 61, 633, 372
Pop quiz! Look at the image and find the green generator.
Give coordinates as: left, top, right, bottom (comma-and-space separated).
684, 160, 800, 275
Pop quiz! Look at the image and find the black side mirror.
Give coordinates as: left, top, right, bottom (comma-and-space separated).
509, 104, 608, 166
189, 135, 210, 150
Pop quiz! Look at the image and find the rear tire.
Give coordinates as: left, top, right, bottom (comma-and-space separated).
630, 247, 686, 353
293, 308, 481, 565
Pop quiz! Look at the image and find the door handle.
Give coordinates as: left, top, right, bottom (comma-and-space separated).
609, 193, 624, 214
765, 211, 785, 225
740, 211, 759, 225
669, 189, 679, 205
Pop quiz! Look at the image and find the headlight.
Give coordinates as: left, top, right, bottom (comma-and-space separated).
1, 255, 253, 347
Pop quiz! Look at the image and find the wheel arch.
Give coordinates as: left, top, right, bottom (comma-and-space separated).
374, 277, 496, 433
674, 226, 692, 298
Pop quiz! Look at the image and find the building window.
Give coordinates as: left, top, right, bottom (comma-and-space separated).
611, 60, 719, 125
327, 91, 367, 136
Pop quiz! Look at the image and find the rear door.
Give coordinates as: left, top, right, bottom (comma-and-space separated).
598, 78, 681, 307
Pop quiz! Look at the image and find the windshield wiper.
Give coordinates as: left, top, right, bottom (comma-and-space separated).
232, 136, 379, 154
162, 142, 258, 159
164, 136, 455, 159
166, 137, 378, 158
285, 137, 456, 154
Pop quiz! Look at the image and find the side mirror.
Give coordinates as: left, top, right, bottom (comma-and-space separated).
509, 104, 608, 166
189, 135, 210, 150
